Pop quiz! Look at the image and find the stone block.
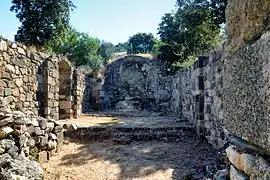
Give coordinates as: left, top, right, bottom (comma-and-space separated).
4, 88, 11, 97
226, 146, 257, 176
0, 40, 7, 51
49, 132, 57, 140
1, 96, 13, 106
230, 165, 248, 180
48, 140, 57, 150
17, 47, 26, 55
12, 88, 20, 97
38, 151, 48, 164
0, 116, 13, 127
6, 64, 15, 73
54, 125, 63, 133
56, 131, 64, 142
11, 42, 17, 49
59, 100, 71, 110
27, 138, 35, 147
39, 135, 48, 147
48, 148, 57, 159
0, 80, 7, 87
15, 78, 23, 87
56, 141, 63, 152
47, 122, 55, 131
34, 127, 43, 136
47, 76, 53, 84
44, 107, 51, 115
38, 119, 47, 130
0, 126, 13, 139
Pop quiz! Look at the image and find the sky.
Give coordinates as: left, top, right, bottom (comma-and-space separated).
0, 0, 176, 44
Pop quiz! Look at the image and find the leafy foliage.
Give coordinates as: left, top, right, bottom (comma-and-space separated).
98, 42, 115, 62
10, 0, 75, 47
114, 42, 128, 53
46, 28, 103, 71
127, 33, 155, 54
157, 0, 227, 69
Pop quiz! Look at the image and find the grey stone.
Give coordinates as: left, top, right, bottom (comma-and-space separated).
27, 138, 35, 147
34, 127, 42, 136
0, 126, 13, 139
27, 125, 35, 135
38, 119, 47, 130
19, 134, 28, 147
1, 96, 13, 107
17, 47, 25, 55
15, 78, 23, 87
0, 139, 15, 150
0, 143, 5, 154
0, 40, 7, 51
0, 116, 14, 127
47, 122, 55, 131
0, 153, 43, 180
54, 125, 63, 133
49, 132, 57, 140
11, 57, 27, 68
214, 169, 229, 180
230, 165, 248, 180
48, 140, 57, 150
5, 64, 15, 73
38, 135, 48, 147
7, 144, 19, 157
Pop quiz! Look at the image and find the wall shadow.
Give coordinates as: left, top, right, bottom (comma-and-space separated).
56, 137, 225, 180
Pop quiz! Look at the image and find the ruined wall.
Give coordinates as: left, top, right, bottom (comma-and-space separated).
103, 56, 172, 112
224, 32, 270, 151
171, 51, 225, 148
226, 0, 270, 53
0, 38, 46, 115
0, 37, 84, 120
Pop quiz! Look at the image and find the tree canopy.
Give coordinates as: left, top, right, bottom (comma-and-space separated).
98, 42, 115, 62
10, 0, 75, 47
127, 33, 155, 54
46, 28, 103, 71
157, 0, 227, 69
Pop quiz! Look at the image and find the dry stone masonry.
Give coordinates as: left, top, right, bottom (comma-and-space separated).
0, 109, 64, 179
0, 37, 85, 120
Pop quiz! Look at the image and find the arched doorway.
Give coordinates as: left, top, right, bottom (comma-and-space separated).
59, 60, 72, 119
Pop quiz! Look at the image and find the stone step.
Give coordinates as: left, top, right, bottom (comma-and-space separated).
65, 124, 196, 142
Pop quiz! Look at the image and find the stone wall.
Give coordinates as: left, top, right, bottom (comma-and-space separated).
102, 56, 172, 112
0, 109, 65, 179
0, 37, 84, 120
170, 51, 225, 148
226, 0, 270, 53
224, 32, 270, 152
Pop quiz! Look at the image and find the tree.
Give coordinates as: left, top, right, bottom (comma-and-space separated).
46, 28, 103, 71
176, 0, 227, 25
114, 42, 128, 53
127, 33, 155, 54
98, 42, 115, 61
157, 0, 226, 69
10, 0, 75, 47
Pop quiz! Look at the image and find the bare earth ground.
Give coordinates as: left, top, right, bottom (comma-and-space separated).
43, 138, 222, 180
43, 112, 223, 180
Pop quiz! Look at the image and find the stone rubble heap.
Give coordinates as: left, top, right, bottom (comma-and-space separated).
0, 109, 64, 180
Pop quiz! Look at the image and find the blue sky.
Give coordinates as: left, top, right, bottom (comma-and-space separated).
0, 0, 176, 44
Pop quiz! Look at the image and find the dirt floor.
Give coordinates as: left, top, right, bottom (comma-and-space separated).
42, 138, 223, 180
43, 112, 224, 180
